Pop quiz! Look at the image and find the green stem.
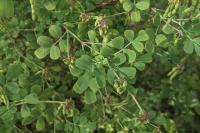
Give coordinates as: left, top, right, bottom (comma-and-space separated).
105, 12, 127, 18
29, 0, 36, 21
15, 100, 65, 106
130, 94, 144, 113
53, 31, 68, 45
65, 28, 83, 44
14, 46, 43, 70
114, 42, 132, 55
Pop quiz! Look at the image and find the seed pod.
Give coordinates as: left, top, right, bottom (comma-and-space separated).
167, 11, 172, 17
29, 0, 36, 21
163, 7, 170, 18
174, 0, 179, 10
171, 9, 176, 15
168, 2, 175, 11
183, 8, 192, 14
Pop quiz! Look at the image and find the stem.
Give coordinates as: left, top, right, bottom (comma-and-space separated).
65, 28, 101, 54
40, 100, 65, 104
15, 100, 65, 106
29, 0, 36, 21
67, 32, 70, 57
114, 42, 132, 55
105, 12, 127, 18
65, 28, 83, 44
14, 44, 43, 70
130, 94, 144, 113
53, 31, 68, 45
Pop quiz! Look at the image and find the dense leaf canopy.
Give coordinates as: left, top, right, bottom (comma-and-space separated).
0, 0, 200, 132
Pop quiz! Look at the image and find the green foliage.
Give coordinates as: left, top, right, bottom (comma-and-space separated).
0, 0, 200, 132
0, 0, 14, 17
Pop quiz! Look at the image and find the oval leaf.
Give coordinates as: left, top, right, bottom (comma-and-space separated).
37, 36, 53, 47
34, 47, 50, 59
49, 25, 62, 38
50, 45, 61, 60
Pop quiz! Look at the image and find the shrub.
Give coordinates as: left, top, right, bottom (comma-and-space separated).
0, 0, 200, 132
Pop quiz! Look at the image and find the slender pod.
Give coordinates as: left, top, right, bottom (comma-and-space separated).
29, 0, 36, 20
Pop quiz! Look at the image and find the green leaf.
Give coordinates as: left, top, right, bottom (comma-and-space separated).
34, 47, 50, 59
73, 72, 91, 94
133, 41, 144, 53
113, 53, 126, 66
155, 34, 167, 46
123, 49, 136, 63
124, 30, 135, 42
123, 1, 133, 12
119, 67, 136, 79
94, 68, 106, 88
193, 38, 200, 44
21, 105, 31, 118
23, 93, 40, 104
6, 63, 23, 81
59, 39, 69, 53
194, 44, 200, 56
136, 0, 150, 10
134, 62, 145, 71
84, 89, 97, 104
100, 46, 114, 57
6, 82, 20, 94
37, 36, 53, 47
162, 24, 174, 34
183, 40, 194, 54
131, 11, 141, 23
153, 13, 161, 26
111, 36, 125, 49
69, 66, 83, 77
89, 78, 100, 93
36, 117, 45, 131
31, 85, 42, 94
137, 53, 152, 63
135, 30, 149, 42
44, 1, 56, 11
145, 40, 155, 54
50, 45, 61, 60
0, 0, 14, 17
88, 30, 96, 42
49, 25, 62, 38
107, 68, 115, 85
75, 55, 93, 71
